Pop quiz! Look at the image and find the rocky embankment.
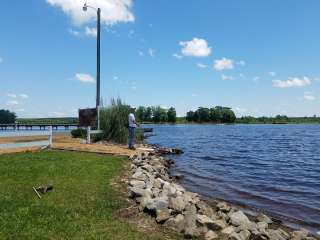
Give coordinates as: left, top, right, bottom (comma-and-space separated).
128, 152, 318, 240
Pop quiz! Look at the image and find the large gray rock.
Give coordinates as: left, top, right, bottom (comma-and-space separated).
183, 204, 199, 238
129, 180, 146, 189
257, 221, 268, 231
132, 168, 145, 180
145, 197, 168, 212
229, 230, 251, 240
250, 229, 270, 240
235, 221, 257, 232
168, 196, 187, 212
156, 208, 170, 223
153, 178, 164, 189
163, 182, 177, 197
217, 201, 231, 212
256, 213, 273, 224
222, 226, 236, 235
197, 214, 214, 226
205, 230, 219, 240
197, 201, 216, 219
267, 229, 290, 240
128, 187, 151, 198
229, 211, 251, 227
164, 214, 185, 232
210, 219, 227, 231
291, 230, 309, 240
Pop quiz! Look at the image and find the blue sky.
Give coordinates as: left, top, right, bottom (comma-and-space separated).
0, 0, 320, 118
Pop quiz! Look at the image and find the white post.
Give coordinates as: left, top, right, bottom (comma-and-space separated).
48, 126, 53, 147
87, 126, 91, 144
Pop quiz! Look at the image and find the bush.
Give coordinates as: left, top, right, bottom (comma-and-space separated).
0, 109, 16, 124
100, 98, 131, 144
71, 128, 87, 138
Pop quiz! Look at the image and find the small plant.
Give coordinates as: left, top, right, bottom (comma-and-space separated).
71, 128, 87, 139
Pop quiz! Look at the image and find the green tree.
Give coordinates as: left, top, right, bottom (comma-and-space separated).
0, 109, 16, 124
145, 107, 153, 122
167, 107, 177, 123
135, 106, 146, 121
221, 108, 236, 123
197, 107, 210, 122
186, 111, 194, 122
209, 108, 220, 122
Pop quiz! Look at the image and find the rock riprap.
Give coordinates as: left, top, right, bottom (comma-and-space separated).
128, 152, 317, 240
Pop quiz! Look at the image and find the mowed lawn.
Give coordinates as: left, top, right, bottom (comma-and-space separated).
0, 150, 180, 240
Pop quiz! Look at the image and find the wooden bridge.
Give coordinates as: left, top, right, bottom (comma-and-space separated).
0, 124, 79, 131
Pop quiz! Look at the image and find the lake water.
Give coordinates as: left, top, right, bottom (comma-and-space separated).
146, 124, 320, 234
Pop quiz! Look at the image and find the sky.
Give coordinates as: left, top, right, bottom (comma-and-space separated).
0, 0, 320, 118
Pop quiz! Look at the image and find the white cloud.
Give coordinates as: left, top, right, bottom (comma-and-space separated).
138, 51, 144, 57
214, 58, 234, 71
272, 76, 311, 88
113, 76, 119, 80
85, 26, 97, 37
148, 48, 155, 57
75, 73, 95, 83
303, 93, 316, 101
237, 60, 246, 66
46, 0, 134, 26
180, 38, 212, 57
69, 28, 80, 36
6, 100, 19, 106
7, 93, 17, 98
269, 71, 276, 77
234, 107, 247, 113
20, 94, 29, 99
221, 74, 234, 81
197, 63, 207, 69
173, 53, 183, 59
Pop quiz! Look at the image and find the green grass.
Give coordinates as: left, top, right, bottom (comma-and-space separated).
0, 151, 181, 240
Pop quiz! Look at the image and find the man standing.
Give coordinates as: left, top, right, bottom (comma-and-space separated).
128, 107, 139, 150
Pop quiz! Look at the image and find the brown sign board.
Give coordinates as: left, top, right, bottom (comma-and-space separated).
79, 108, 97, 127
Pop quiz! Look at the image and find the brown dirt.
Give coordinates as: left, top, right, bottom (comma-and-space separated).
0, 133, 141, 156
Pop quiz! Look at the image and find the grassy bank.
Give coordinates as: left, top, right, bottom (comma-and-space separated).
0, 150, 181, 240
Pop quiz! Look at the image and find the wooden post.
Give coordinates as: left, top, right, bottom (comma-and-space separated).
87, 126, 91, 144
48, 126, 53, 147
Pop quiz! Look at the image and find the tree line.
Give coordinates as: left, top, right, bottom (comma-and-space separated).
236, 115, 320, 124
135, 106, 177, 123
186, 106, 236, 123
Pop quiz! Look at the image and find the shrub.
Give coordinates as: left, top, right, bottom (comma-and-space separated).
100, 98, 131, 144
71, 128, 87, 138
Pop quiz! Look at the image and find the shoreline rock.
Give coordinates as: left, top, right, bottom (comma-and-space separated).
128, 151, 318, 240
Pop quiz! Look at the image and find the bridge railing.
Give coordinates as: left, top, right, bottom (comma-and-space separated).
0, 126, 53, 149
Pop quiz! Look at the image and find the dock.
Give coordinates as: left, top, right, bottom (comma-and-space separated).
0, 124, 79, 131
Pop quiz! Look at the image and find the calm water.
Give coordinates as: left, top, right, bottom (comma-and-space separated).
146, 124, 320, 233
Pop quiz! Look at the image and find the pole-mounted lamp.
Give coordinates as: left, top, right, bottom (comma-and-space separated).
82, 2, 101, 130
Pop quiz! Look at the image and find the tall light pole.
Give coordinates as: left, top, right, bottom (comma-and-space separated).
83, 3, 101, 129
